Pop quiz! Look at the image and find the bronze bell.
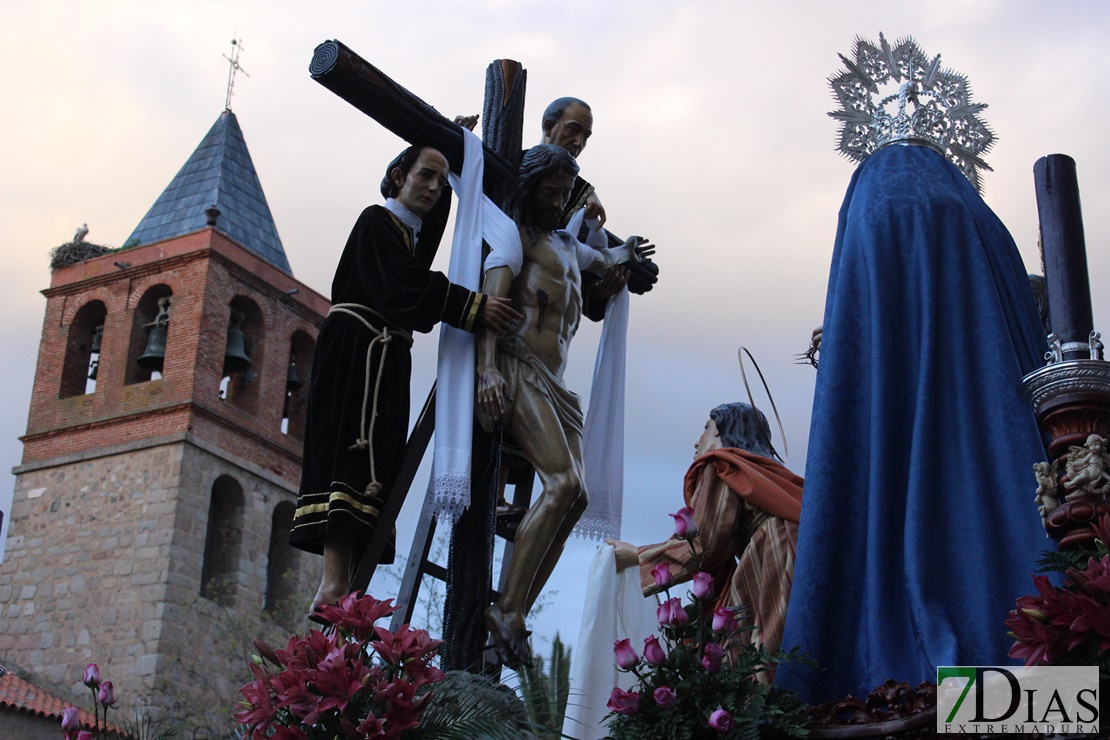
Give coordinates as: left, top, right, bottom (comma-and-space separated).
222, 309, 252, 375
137, 326, 167, 372
223, 327, 251, 375
90, 323, 104, 354
88, 323, 104, 380
286, 356, 304, 394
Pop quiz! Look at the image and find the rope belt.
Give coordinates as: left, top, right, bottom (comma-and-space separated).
327, 303, 413, 498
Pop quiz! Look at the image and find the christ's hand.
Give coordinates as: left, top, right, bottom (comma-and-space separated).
621, 236, 656, 263
478, 367, 510, 422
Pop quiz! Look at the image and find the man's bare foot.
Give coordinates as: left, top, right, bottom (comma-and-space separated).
485, 604, 533, 668
310, 536, 354, 621
308, 579, 348, 622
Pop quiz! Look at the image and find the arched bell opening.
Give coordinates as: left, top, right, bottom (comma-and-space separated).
281, 330, 314, 439
126, 285, 174, 385
60, 300, 107, 399
219, 296, 263, 411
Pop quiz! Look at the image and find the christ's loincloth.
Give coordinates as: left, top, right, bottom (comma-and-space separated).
478, 335, 584, 439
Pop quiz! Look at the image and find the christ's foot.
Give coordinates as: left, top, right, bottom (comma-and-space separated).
485, 604, 533, 668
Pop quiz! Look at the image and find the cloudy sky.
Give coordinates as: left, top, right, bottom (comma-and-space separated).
3, 1, 1110, 656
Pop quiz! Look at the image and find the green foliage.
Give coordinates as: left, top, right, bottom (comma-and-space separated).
518, 634, 571, 737
116, 708, 183, 740
1035, 547, 1094, 574
417, 670, 531, 739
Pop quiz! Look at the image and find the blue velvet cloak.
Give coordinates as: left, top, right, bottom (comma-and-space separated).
776, 146, 1049, 702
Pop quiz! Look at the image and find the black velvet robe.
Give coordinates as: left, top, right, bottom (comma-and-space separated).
291, 202, 483, 562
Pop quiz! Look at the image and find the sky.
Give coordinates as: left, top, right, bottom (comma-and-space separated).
3, 0, 1110, 663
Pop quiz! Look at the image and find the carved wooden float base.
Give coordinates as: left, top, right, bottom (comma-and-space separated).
805, 680, 936, 739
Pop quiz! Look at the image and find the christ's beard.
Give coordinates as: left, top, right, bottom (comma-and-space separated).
531, 207, 561, 232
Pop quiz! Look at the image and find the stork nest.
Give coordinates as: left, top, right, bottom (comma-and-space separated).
49, 241, 114, 270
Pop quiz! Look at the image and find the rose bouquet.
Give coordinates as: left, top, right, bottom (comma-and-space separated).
61, 663, 178, 739
60, 663, 114, 740
604, 508, 809, 739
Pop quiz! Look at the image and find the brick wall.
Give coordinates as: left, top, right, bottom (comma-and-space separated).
4, 229, 327, 732
23, 229, 326, 483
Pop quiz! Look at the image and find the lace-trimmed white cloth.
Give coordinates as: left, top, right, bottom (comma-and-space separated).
431, 129, 520, 519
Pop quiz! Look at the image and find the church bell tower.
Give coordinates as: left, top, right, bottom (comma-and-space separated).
0, 109, 327, 726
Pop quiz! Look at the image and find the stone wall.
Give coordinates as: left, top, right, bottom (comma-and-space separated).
0, 439, 319, 733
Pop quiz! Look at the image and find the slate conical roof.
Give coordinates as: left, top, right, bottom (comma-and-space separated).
124, 110, 292, 273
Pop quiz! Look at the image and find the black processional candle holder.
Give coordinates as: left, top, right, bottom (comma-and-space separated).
1020, 154, 1110, 549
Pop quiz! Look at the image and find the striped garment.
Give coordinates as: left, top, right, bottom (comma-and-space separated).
638, 449, 802, 684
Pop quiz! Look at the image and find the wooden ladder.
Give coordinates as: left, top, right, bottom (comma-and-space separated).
388, 441, 536, 636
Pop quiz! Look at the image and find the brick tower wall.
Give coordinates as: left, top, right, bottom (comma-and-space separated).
2, 229, 327, 734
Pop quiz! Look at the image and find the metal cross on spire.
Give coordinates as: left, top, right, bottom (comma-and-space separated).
223, 38, 249, 111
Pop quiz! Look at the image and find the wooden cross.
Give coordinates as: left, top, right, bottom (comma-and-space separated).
309, 40, 522, 197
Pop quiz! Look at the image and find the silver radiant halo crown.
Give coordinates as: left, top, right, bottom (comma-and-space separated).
829, 33, 994, 192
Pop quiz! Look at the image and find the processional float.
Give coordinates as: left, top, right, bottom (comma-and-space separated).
1022, 154, 1110, 549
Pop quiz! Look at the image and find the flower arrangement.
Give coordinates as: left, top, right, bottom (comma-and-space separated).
604, 508, 810, 739
1006, 515, 1110, 676
61, 663, 138, 740
236, 592, 445, 739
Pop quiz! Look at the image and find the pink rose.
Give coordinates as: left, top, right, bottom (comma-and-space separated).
651, 562, 673, 589
606, 687, 640, 716
75, 733, 93, 740
61, 706, 81, 732
691, 571, 716, 601
653, 685, 677, 709
709, 707, 734, 732
97, 679, 116, 707
669, 598, 689, 626
671, 507, 698, 539
643, 635, 666, 665
702, 642, 725, 673
613, 638, 640, 670
657, 597, 688, 627
82, 663, 101, 688
712, 606, 738, 633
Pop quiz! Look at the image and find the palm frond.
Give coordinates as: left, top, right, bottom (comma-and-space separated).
1035, 548, 1093, 574
418, 670, 529, 740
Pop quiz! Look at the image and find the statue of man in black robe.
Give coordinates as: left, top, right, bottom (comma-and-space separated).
291, 145, 521, 615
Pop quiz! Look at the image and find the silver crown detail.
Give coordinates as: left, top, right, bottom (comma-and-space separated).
829, 33, 995, 192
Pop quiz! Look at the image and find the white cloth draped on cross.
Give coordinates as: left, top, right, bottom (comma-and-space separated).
430, 128, 629, 542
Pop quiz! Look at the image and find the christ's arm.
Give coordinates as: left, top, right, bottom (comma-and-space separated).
476, 266, 515, 426
574, 234, 656, 274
